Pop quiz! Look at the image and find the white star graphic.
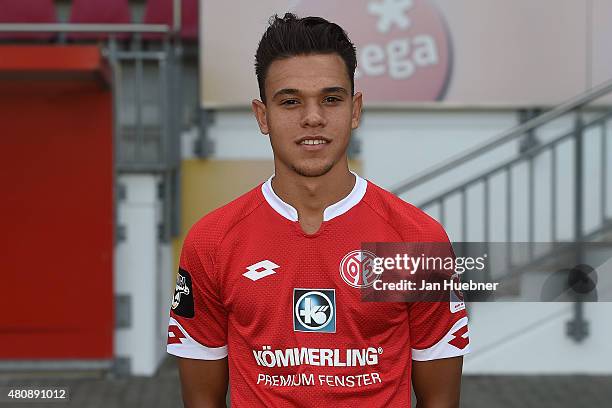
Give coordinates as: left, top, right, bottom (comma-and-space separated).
368, 0, 414, 33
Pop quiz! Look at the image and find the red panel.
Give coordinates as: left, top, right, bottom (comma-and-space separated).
68, 0, 132, 40
0, 46, 114, 359
181, 0, 198, 40
0, 46, 111, 86
0, 45, 106, 72
143, 0, 198, 40
0, 0, 57, 40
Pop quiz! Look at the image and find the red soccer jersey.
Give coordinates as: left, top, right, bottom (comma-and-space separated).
167, 173, 470, 406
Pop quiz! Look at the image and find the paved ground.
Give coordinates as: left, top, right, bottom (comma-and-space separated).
1, 357, 610, 407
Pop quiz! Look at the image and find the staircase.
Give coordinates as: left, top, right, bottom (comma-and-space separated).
390, 80, 612, 373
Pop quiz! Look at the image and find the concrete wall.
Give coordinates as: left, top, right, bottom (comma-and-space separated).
115, 174, 173, 376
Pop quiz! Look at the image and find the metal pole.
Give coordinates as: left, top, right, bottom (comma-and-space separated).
506, 167, 512, 270
171, 43, 183, 239
159, 40, 172, 243
574, 111, 584, 255
173, 0, 182, 35
107, 36, 123, 244
602, 123, 608, 225
134, 51, 144, 163
551, 146, 557, 243
567, 111, 589, 343
0, 23, 170, 33
528, 156, 535, 261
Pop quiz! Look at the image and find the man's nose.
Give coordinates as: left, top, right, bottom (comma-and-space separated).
300, 101, 326, 128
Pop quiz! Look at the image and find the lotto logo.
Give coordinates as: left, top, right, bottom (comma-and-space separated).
448, 325, 469, 350
243, 260, 279, 282
293, 289, 336, 333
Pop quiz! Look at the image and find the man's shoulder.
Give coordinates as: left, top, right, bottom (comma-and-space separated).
184, 183, 266, 250
363, 180, 449, 242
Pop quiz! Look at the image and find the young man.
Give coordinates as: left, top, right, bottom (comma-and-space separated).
167, 13, 469, 407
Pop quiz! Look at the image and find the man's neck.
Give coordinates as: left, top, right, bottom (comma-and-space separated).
271, 162, 355, 230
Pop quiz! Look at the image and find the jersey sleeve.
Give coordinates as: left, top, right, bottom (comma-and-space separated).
166, 229, 228, 360
409, 235, 470, 361
409, 299, 469, 361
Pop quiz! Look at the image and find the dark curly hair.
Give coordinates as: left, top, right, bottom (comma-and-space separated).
254, 13, 357, 104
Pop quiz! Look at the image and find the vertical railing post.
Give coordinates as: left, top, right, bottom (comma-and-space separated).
158, 39, 170, 244
574, 111, 584, 255
134, 35, 144, 163
107, 36, 122, 246
461, 187, 467, 260
173, 0, 182, 36
602, 122, 608, 226
506, 167, 513, 271
528, 154, 535, 261
170, 39, 183, 239
567, 110, 589, 342
551, 145, 557, 244
483, 177, 491, 283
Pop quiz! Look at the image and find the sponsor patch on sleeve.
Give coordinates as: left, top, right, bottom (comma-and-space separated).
172, 267, 194, 318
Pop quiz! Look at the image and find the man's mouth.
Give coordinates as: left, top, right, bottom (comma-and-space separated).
300, 139, 328, 145
296, 136, 330, 146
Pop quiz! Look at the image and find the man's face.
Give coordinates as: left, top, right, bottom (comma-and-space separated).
252, 54, 362, 177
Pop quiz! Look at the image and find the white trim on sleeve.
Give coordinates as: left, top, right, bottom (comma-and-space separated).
411, 316, 470, 361
167, 317, 228, 360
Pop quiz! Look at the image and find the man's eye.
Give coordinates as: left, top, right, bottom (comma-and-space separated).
323, 96, 341, 103
281, 99, 299, 105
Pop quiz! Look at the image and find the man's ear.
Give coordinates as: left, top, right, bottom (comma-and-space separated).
351, 91, 363, 130
252, 99, 269, 135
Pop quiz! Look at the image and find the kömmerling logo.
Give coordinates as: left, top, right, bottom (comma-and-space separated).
293, 289, 336, 333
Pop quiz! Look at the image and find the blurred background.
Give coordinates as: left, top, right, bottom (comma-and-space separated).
0, 0, 611, 406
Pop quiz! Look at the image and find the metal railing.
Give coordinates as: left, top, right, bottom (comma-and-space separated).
391, 78, 612, 195
415, 110, 611, 242
391, 80, 612, 342
0, 0, 182, 34
0, 23, 170, 34
391, 86, 611, 250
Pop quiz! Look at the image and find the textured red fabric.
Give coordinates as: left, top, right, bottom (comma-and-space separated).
67, 0, 131, 40
0, 0, 56, 40
143, 0, 198, 40
169, 179, 469, 406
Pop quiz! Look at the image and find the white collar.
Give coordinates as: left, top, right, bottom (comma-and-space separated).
261, 171, 367, 222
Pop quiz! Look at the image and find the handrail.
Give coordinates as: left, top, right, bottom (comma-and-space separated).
0, 23, 170, 34
418, 110, 612, 209
391, 78, 612, 195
